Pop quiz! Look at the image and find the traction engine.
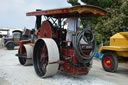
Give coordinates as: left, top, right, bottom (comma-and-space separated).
17, 5, 107, 78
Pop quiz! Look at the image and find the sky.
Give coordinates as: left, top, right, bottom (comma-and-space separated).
0, 0, 72, 29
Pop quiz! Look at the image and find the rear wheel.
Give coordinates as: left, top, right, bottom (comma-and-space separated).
102, 52, 118, 72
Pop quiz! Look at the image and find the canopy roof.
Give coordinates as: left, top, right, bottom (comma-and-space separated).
26, 5, 107, 18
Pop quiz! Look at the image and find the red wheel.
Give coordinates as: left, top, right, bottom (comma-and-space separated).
102, 52, 118, 72
104, 56, 113, 69
40, 44, 48, 73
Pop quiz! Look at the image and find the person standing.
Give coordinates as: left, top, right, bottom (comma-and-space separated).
64, 17, 80, 45
30, 29, 35, 43
1, 35, 5, 47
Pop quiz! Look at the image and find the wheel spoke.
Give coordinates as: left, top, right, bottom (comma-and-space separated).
39, 44, 48, 73
41, 64, 47, 72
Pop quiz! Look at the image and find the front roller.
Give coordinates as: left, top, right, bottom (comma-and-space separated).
18, 45, 33, 65
33, 38, 60, 78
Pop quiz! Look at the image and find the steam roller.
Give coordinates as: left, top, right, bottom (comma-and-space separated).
17, 5, 107, 78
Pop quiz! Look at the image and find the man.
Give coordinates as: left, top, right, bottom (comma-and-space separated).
64, 17, 80, 44
1, 35, 5, 47
31, 29, 35, 43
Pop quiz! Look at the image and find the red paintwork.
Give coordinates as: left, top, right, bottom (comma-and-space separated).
60, 47, 89, 75
40, 43, 48, 72
19, 40, 30, 54
40, 21, 52, 38
104, 56, 113, 69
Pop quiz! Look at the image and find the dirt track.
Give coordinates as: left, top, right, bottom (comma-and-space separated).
0, 47, 128, 85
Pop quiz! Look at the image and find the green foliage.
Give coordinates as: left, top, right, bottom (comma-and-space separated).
67, 0, 128, 46
81, 0, 113, 8
94, 0, 128, 45
67, 0, 80, 6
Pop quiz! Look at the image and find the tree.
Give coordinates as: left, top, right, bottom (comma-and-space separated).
67, 0, 80, 6
67, 0, 128, 45
81, 0, 113, 8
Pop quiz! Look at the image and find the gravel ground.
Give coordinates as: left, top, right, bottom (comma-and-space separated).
0, 47, 128, 85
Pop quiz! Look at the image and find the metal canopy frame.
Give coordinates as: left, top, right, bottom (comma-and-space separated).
29, 5, 107, 30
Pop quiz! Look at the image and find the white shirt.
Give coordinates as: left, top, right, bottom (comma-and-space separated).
1, 36, 5, 42
65, 18, 80, 32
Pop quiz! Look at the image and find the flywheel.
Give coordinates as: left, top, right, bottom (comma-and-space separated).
33, 38, 60, 78
40, 21, 53, 38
